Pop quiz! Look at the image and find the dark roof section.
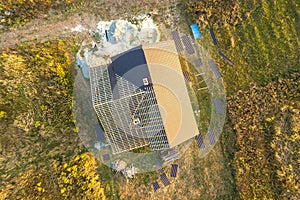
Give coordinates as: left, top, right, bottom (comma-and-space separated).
111, 45, 142, 62
108, 46, 151, 99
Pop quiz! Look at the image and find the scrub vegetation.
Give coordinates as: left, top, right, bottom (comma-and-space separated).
187, 0, 299, 95
0, 39, 109, 199
228, 74, 299, 199
0, 0, 299, 199
0, 0, 85, 30
185, 0, 300, 199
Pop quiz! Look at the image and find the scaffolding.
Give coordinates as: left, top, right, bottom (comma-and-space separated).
90, 64, 169, 154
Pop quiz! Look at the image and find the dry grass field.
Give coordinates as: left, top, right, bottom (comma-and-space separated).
0, 0, 299, 199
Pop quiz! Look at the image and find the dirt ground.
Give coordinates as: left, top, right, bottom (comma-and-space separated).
0, 0, 182, 49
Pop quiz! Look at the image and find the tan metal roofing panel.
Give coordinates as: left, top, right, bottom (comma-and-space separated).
142, 41, 199, 147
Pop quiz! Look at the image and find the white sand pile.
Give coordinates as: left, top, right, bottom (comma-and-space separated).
76, 15, 160, 78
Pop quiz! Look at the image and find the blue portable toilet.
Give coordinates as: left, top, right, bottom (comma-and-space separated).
190, 24, 201, 39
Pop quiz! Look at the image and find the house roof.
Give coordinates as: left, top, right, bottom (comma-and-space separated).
108, 46, 151, 100
142, 40, 199, 147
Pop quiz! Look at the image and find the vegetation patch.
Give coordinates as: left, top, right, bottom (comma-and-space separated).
228, 73, 299, 199
186, 0, 299, 95
0, 39, 89, 198
0, 0, 85, 30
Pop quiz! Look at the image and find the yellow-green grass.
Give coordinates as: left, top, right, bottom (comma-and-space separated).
182, 0, 299, 199
210, 0, 300, 94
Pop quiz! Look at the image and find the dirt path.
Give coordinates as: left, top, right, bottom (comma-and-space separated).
0, 0, 181, 49
0, 12, 99, 49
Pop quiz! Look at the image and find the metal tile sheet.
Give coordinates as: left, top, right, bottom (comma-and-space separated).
214, 98, 225, 114
218, 51, 234, 66
152, 181, 160, 191
210, 28, 217, 45
195, 59, 203, 67
207, 129, 216, 145
183, 71, 191, 82
109, 46, 150, 94
171, 31, 184, 52
102, 154, 110, 161
208, 60, 221, 79
95, 123, 105, 141
181, 35, 195, 54
170, 164, 178, 177
160, 173, 170, 186
196, 134, 205, 148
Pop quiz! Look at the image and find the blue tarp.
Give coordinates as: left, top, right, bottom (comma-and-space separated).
190, 24, 201, 39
